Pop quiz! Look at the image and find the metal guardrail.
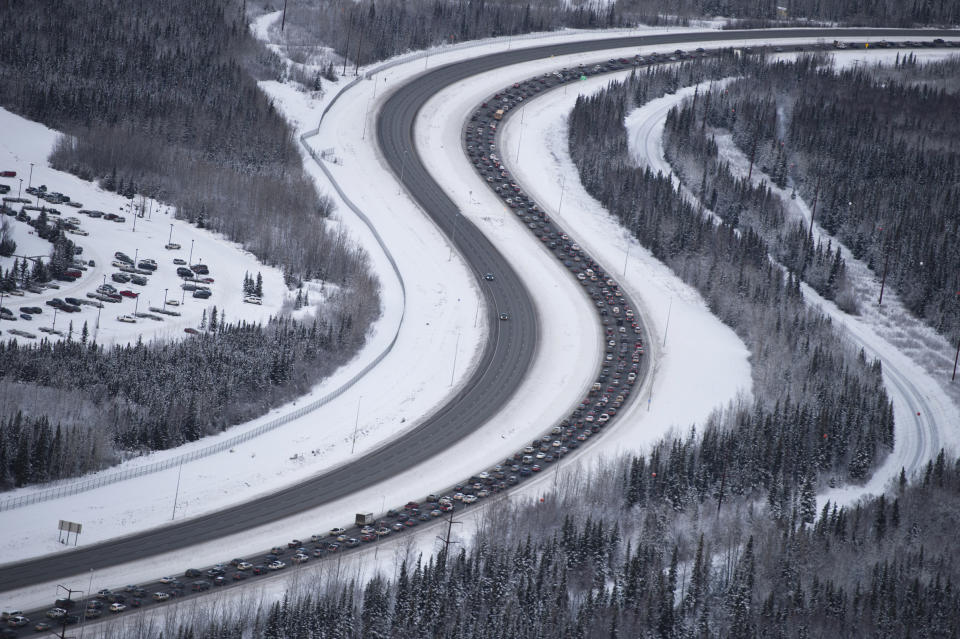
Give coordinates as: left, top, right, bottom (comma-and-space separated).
0, 54, 410, 514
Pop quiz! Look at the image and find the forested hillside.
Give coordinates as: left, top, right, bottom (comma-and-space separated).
0, 303, 375, 489
709, 54, 960, 346
255, 0, 957, 68
110, 451, 960, 638
0, 0, 363, 285
0, 0, 379, 488
568, 55, 893, 507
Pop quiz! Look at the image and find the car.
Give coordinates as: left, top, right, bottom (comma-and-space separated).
499, 312, 509, 320
243, 295, 262, 305
84, 609, 101, 619
190, 581, 211, 592
130, 275, 148, 286
117, 314, 136, 323
236, 561, 253, 571
109, 603, 126, 613
232, 571, 249, 581
152, 592, 170, 602
292, 553, 310, 563
176, 266, 194, 278
191, 263, 209, 275
268, 561, 286, 571
172, 258, 187, 265
484, 273, 495, 281
192, 289, 211, 299
111, 272, 131, 283
287, 539, 302, 548
6, 615, 28, 627
165, 243, 181, 250
45, 608, 66, 619
329, 527, 346, 536
184, 568, 202, 578
33, 621, 53, 631
252, 565, 269, 575
159, 576, 176, 584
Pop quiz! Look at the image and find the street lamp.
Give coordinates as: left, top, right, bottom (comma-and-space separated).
28, 162, 33, 189
168, 223, 174, 245
17, 178, 22, 200
163, 288, 168, 311
188, 239, 194, 265
398, 150, 408, 194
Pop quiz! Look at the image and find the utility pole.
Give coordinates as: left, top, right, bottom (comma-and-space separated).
281, 0, 288, 31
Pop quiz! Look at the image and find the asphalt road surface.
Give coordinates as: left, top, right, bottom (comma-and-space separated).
1, 27, 955, 597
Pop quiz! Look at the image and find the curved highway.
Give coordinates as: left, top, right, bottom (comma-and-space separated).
1, 27, 955, 597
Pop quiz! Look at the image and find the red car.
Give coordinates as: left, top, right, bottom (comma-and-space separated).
119, 290, 139, 298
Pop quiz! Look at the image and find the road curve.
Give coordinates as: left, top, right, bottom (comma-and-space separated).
1, 27, 955, 595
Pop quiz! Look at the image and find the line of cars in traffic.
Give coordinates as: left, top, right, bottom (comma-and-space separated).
0, 45, 657, 639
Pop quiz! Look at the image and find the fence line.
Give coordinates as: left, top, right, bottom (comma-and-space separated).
0, 59, 408, 514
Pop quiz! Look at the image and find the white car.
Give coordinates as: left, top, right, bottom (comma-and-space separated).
463, 494, 478, 504
291, 553, 309, 564
165, 299, 180, 306
158, 576, 176, 584
152, 592, 170, 602
268, 561, 286, 571
236, 561, 253, 571
117, 315, 136, 323
109, 603, 126, 613
243, 296, 262, 305
329, 527, 346, 536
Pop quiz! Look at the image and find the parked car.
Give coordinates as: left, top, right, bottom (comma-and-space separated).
176, 266, 194, 278
112, 272, 131, 283
193, 289, 211, 299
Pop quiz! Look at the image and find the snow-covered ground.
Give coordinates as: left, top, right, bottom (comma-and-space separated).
2, 26, 951, 613
628, 49, 960, 506
0, 26, 761, 611
0, 109, 287, 345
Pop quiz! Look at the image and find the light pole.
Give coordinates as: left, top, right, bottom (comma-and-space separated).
449, 332, 461, 386
163, 288, 168, 311
188, 239, 194, 265
397, 150, 408, 194
79, 568, 94, 639
351, 396, 362, 454
622, 242, 631, 277
17, 178, 22, 200
168, 223, 174, 245
515, 104, 525, 163
171, 459, 183, 521
448, 212, 460, 261
52, 307, 58, 332
28, 162, 33, 189
557, 174, 566, 215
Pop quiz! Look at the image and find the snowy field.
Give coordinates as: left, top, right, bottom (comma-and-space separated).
2, 23, 954, 614
0, 109, 287, 345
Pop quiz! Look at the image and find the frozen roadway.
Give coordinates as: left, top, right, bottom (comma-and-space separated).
1, 26, 956, 615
